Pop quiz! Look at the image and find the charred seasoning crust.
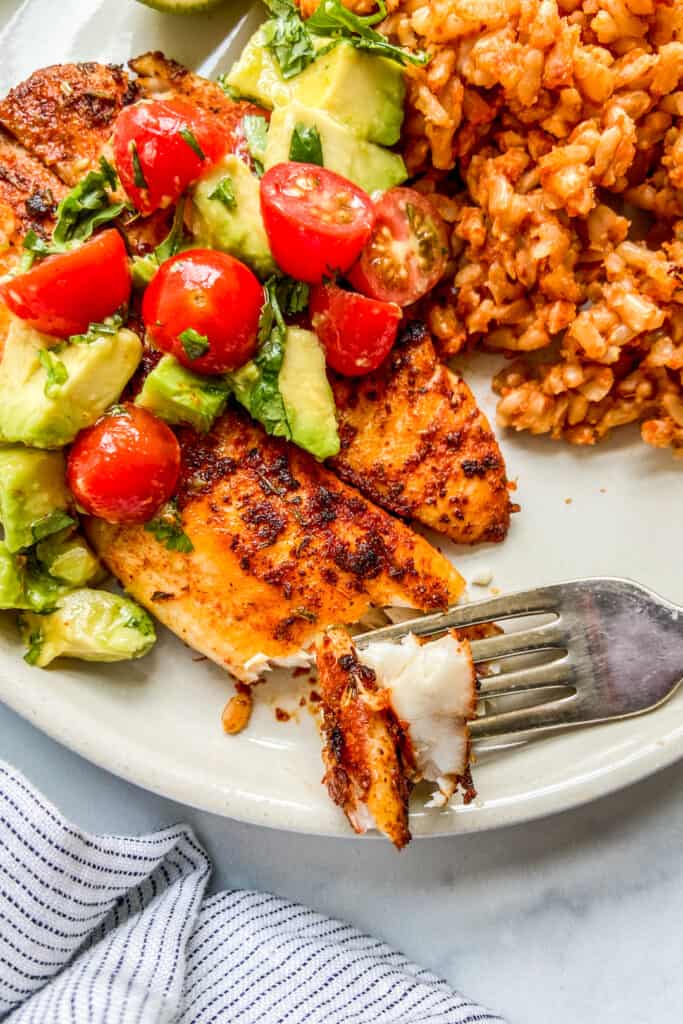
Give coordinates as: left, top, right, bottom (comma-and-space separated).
329, 323, 512, 544
176, 409, 455, 617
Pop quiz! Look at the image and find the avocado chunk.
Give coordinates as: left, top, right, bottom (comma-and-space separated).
135, 354, 229, 433
224, 26, 293, 109
227, 32, 405, 146
0, 316, 142, 449
0, 543, 28, 609
190, 155, 276, 278
293, 43, 406, 146
19, 589, 157, 667
278, 327, 339, 460
35, 529, 103, 587
264, 102, 407, 194
0, 447, 74, 553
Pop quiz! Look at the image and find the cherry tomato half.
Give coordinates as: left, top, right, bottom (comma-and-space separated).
310, 282, 402, 376
348, 188, 449, 307
114, 98, 228, 215
260, 163, 375, 285
0, 230, 131, 338
142, 249, 262, 375
67, 405, 180, 525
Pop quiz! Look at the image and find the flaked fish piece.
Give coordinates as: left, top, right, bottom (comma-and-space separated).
86, 408, 465, 684
316, 627, 412, 848
330, 323, 512, 545
315, 624, 476, 846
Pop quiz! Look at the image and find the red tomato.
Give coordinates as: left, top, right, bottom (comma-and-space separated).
142, 249, 262, 375
260, 163, 375, 284
67, 405, 180, 525
310, 283, 402, 376
0, 230, 130, 338
113, 98, 228, 215
348, 188, 449, 307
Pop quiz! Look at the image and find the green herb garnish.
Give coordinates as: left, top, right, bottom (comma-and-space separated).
130, 141, 148, 190
52, 156, 125, 248
131, 199, 188, 288
229, 275, 310, 440
22, 625, 44, 666
209, 175, 237, 210
306, 0, 429, 67
241, 114, 269, 176
70, 312, 125, 345
262, 0, 318, 80
38, 349, 68, 398
179, 127, 206, 161
31, 511, 76, 544
178, 328, 210, 361
144, 500, 194, 554
289, 123, 324, 166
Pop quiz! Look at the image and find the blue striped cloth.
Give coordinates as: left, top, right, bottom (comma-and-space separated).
0, 762, 504, 1023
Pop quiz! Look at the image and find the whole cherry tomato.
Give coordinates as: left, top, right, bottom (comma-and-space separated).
142, 249, 262, 375
310, 282, 402, 376
1, 230, 130, 338
67, 405, 181, 525
260, 163, 375, 284
113, 98, 228, 215
348, 188, 449, 306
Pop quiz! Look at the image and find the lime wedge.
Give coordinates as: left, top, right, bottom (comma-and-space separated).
136, 0, 228, 13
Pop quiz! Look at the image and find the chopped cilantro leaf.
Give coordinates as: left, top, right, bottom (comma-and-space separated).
22, 625, 44, 666
70, 312, 125, 345
209, 175, 237, 210
31, 510, 76, 543
144, 500, 194, 553
38, 349, 68, 398
289, 123, 324, 166
179, 127, 206, 161
130, 199, 188, 288
262, 0, 317, 80
179, 328, 210, 361
52, 156, 125, 248
306, 0, 429, 67
130, 141, 148, 190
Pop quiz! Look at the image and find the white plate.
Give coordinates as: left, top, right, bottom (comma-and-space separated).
1, 0, 682, 838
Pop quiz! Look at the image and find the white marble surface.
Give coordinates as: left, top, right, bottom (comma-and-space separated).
2, 699, 682, 1023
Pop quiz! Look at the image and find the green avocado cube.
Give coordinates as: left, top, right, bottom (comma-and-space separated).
0, 317, 142, 449
190, 155, 276, 279
35, 530, 103, 587
224, 26, 294, 109
227, 32, 405, 146
264, 102, 407, 195
0, 447, 74, 553
0, 543, 28, 609
135, 355, 229, 434
19, 589, 157, 667
293, 42, 406, 146
278, 327, 339, 461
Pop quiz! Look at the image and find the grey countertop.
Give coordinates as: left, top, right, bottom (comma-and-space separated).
3, 699, 682, 1023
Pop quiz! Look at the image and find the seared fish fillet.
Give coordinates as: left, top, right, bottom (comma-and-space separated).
0, 63, 135, 185
316, 625, 476, 847
0, 128, 66, 248
330, 324, 511, 544
86, 408, 464, 682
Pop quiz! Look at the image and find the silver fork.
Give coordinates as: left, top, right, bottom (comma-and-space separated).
355, 577, 683, 740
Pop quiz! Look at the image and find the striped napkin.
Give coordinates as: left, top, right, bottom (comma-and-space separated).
0, 761, 504, 1023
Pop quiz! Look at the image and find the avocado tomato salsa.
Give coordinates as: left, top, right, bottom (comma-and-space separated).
0, 5, 447, 669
